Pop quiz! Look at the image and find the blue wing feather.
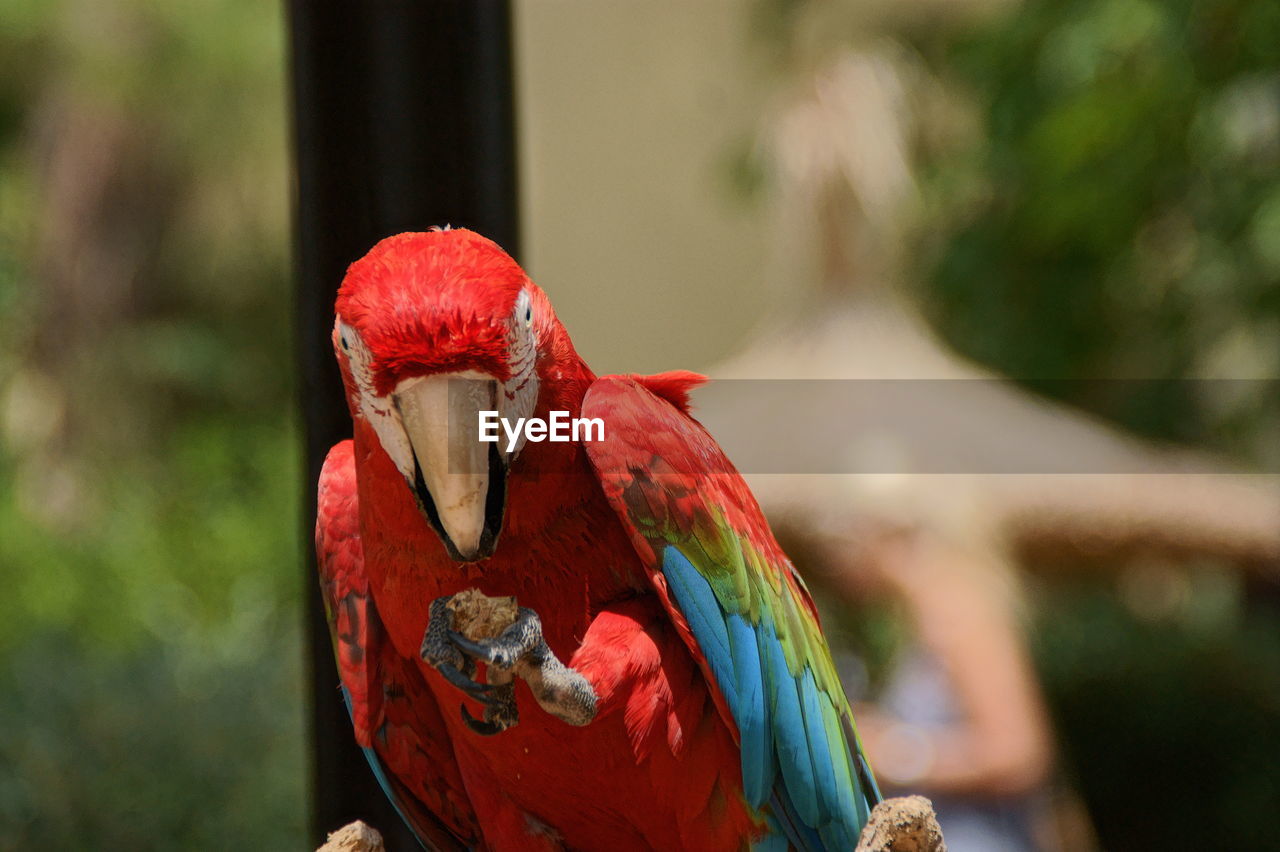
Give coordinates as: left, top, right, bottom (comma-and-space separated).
728, 612, 771, 807
665, 546, 830, 846
764, 623, 821, 828
769, 784, 826, 852
631, 513, 868, 852
662, 547, 739, 710
583, 377, 880, 850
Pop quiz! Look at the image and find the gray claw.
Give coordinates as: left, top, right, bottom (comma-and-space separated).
447, 608, 543, 670
421, 598, 470, 674
460, 681, 518, 735
437, 663, 501, 706
448, 629, 527, 670
460, 707, 506, 736
448, 630, 494, 662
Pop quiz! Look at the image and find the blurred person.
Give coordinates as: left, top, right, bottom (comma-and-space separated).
812, 525, 1063, 852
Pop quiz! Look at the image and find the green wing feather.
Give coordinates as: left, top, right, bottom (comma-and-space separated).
584, 375, 880, 851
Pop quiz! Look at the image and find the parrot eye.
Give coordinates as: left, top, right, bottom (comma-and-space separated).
525, 305, 532, 327
338, 321, 358, 354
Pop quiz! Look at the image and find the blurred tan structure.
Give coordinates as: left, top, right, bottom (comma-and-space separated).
700, 33, 1279, 566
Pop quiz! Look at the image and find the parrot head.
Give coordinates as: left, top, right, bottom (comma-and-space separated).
333, 228, 556, 562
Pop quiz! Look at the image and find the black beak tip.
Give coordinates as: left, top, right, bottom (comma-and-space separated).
407, 445, 508, 563
446, 535, 498, 564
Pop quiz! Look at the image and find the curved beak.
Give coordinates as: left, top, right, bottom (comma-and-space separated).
394, 374, 507, 561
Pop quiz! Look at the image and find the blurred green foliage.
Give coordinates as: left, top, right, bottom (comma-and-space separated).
1033, 576, 1280, 849
915, 0, 1280, 464
0, 0, 302, 848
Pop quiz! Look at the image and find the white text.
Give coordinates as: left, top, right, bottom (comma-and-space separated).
478, 410, 605, 453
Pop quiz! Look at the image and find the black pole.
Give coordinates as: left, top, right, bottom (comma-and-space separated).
286, 2, 519, 847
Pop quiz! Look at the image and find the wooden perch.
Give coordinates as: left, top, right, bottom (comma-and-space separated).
319, 796, 944, 852
317, 821, 384, 852
856, 796, 947, 852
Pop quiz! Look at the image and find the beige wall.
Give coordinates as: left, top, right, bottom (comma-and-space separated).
515, 0, 776, 375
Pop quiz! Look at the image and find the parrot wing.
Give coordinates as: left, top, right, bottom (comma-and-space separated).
316, 441, 480, 851
583, 374, 880, 851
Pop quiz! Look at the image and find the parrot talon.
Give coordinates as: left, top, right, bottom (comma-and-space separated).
437, 663, 502, 705
448, 608, 543, 670
460, 702, 515, 736
460, 706, 505, 736
422, 597, 474, 674
448, 630, 507, 666
460, 680, 518, 735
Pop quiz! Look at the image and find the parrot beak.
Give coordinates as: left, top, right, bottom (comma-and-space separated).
393, 374, 507, 562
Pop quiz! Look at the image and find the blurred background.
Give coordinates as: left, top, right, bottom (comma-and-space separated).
1, 0, 1277, 849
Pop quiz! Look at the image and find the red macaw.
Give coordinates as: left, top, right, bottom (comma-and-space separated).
316, 229, 879, 851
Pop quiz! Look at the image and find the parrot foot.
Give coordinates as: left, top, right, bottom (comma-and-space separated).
422, 596, 520, 735
421, 598, 504, 710
422, 597, 598, 732
449, 607, 598, 728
